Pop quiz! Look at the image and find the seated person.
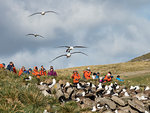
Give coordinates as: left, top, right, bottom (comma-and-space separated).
103, 71, 112, 83
83, 67, 91, 80
96, 72, 100, 79
39, 65, 47, 76
116, 75, 124, 81
26, 68, 32, 74
19, 66, 27, 76
71, 70, 81, 85
32, 66, 40, 78
48, 66, 57, 76
99, 77, 103, 83
7, 62, 17, 73
92, 72, 97, 79
0, 63, 5, 69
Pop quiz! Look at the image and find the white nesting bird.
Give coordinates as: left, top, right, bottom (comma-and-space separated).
65, 82, 70, 87
91, 106, 96, 112
24, 76, 32, 81
29, 10, 58, 17
130, 86, 136, 90
50, 52, 88, 62
48, 79, 56, 88
105, 85, 108, 91
75, 98, 80, 102
26, 34, 45, 38
145, 86, 150, 91
97, 83, 102, 89
135, 86, 140, 90
124, 92, 130, 97
57, 46, 87, 52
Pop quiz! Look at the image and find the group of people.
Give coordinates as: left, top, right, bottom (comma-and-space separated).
0, 62, 124, 84
0, 62, 57, 78
71, 67, 124, 84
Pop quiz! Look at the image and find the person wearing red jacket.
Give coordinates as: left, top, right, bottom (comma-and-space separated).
71, 70, 81, 85
32, 66, 40, 78
83, 67, 91, 80
0, 63, 5, 69
39, 65, 47, 76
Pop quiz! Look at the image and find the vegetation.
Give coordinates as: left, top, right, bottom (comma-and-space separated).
130, 52, 150, 62
0, 61, 150, 112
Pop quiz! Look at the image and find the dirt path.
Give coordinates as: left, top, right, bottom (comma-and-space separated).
119, 70, 150, 79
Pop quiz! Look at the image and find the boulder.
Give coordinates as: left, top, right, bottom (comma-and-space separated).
111, 96, 127, 106
128, 100, 146, 113
95, 97, 116, 110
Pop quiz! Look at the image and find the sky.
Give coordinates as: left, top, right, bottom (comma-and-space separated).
0, 0, 150, 69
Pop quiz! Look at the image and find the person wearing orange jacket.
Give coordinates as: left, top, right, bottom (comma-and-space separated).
0, 63, 5, 69
71, 70, 81, 84
19, 66, 26, 76
103, 72, 112, 83
39, 65, 47, 76
32, 66, 40, 78
83, 67, 91, 80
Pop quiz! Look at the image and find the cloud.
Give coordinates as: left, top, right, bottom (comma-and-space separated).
0, 0, 150, 69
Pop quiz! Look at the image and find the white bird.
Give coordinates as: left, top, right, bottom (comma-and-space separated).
48, 79, 56, 88
24, 76, 32, 81
29, 10, 58, 17
26, 34, 45, 38
97, 83, 102, 89
92, 84, 96, 88
77, 83, 82, 89
115, 110, 118, 113
65, 82, 70, 87
97, 104, 103, 109
50, 52, 88, 62
145, 86, 150, 91
116, 85, 120, 90
91, 106, 96, 112
135, 86, 140, 90
130, 86, 136, 90
124, 92, 129, 97
82, 92, 86, 96
136, 95, 147, 101
75, 98, 80, 102
57, 46, 87, 52
105, 85, 108, 91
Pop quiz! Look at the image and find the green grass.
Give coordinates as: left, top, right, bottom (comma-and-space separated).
0, 61, 150, 112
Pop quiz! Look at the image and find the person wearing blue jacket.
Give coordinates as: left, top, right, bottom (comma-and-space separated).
116, 75, 124, 81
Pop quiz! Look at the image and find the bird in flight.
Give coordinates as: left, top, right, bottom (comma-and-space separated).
26, 34, 45, 38
50, 52, 88, 63
57, 46, 87, 52
29, 11, 58, 17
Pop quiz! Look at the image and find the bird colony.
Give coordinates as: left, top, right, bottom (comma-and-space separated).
37, 79, 150, 113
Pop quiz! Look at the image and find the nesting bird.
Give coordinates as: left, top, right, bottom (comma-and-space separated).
50, 52, 88, 62
26, 34, 44, 38
29, 11, 58, 17
57, 46, 87, 52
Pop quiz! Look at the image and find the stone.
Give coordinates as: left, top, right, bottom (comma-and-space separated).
128, 100, 146, 113
111, 96, 127, 106
95, 97, 116, 110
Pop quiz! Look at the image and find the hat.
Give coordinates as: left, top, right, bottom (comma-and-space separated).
97, 72, 100, 74
29, 68, 32, 71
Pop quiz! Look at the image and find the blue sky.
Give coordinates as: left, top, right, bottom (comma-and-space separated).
0, 0, 150, 69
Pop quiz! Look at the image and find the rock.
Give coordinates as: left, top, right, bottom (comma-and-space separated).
128, 100, 146, 113
80, 98, 96, 109
66, 87, 74, 97
132, 97, 145, 107
118, 106, 131, 113
95, 97, 116, 110
111, 96, 127, 106
116, 110, 128, 113
42, 90, 51, 96
56, 89, 65, 101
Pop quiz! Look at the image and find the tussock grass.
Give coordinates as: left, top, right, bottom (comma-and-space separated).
0, 61, 150, 112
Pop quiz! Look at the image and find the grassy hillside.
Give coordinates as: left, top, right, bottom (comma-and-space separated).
0, 61, 150, 112
130, 52, 150, 62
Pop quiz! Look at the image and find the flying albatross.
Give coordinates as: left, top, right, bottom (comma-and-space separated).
29, 11, 58, 17
50, 52, 88, 63
57, 46, 87, 52
26, 34, 45, 38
